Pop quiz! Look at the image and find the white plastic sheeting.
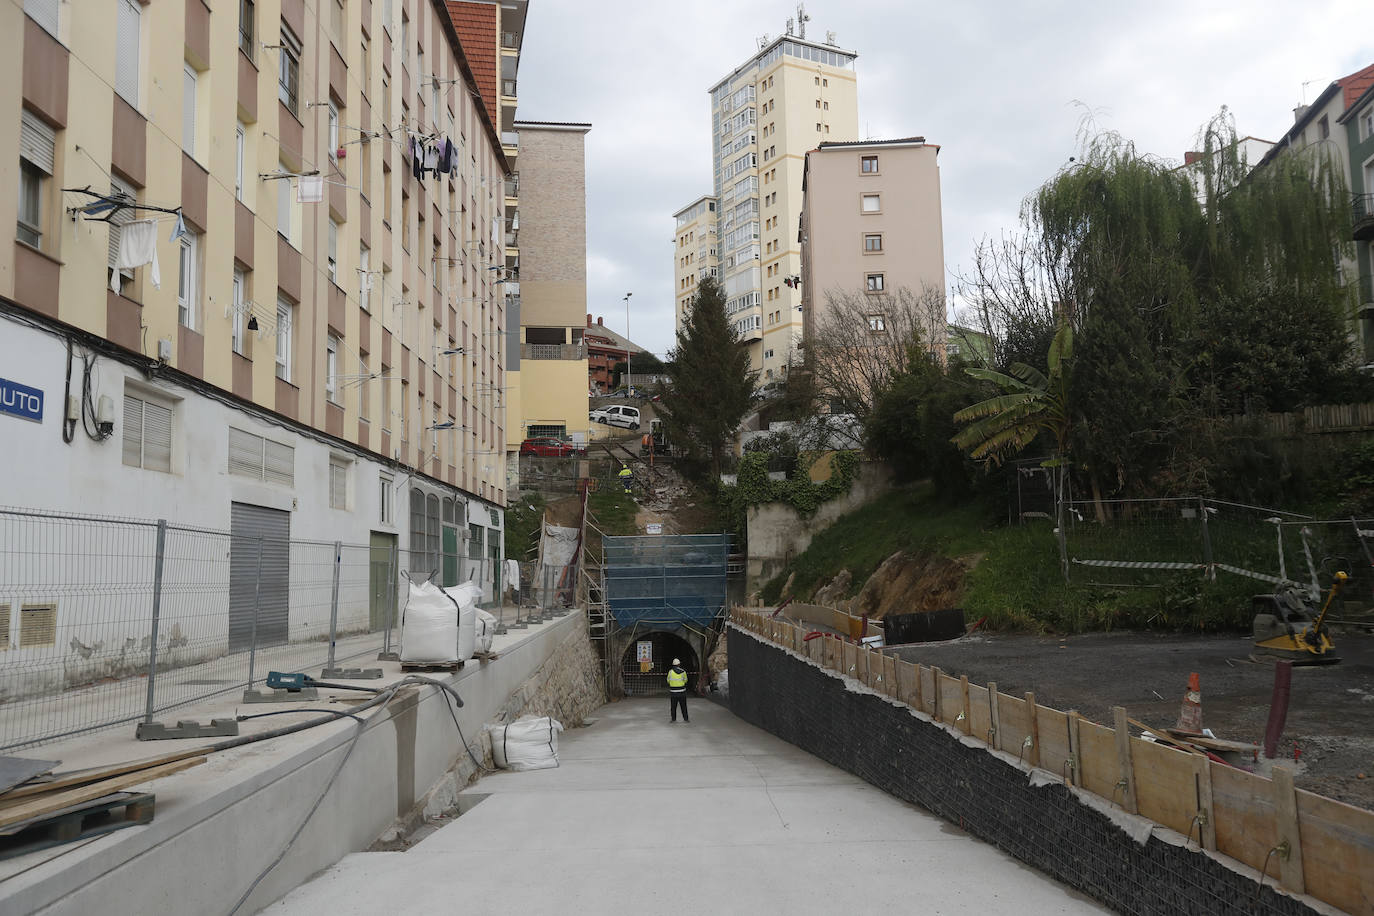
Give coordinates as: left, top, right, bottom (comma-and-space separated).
488, 716, 564, 771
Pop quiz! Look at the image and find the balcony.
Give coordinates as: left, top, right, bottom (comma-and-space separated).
522, 343, 587, 361
1355, 194, 1374, 241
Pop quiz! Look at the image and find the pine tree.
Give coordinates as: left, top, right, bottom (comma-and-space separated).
660, 277, 755, 477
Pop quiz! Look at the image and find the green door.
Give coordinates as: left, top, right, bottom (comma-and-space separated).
442, 525, 459, 587
369, 531, 397, 631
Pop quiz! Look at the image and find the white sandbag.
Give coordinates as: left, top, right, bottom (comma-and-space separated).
474, 607, 497, 654
439, 585, 478, 662
401, 581, 462, 664
448, 579, 484, 607
488, 716, 563, 771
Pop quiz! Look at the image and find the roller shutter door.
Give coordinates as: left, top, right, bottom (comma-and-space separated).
229, 502, 290, 652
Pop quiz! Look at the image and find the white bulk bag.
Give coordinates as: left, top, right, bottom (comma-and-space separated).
448, 579, 484, 607
474, 607, 497, 654
438, 585, 479, 662
488, 716, 563, 771
401, 581, 463, 664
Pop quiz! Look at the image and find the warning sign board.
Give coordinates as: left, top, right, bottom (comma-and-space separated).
637, 641, 653, 663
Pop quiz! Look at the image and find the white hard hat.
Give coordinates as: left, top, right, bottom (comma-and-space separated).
672, 658, 681, 666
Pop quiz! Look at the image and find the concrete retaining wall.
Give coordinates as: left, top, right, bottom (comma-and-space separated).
727, 625, 1328, 916
6, 612, 600, 916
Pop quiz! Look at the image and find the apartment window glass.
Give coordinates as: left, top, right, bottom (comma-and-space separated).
329, 455, 348, 508
867, 314, 886, 332
177, 231, 199, 328
278, 25, 301, 116
25, 0, 59, 38
381, 366, 392, 432
866, 273, 885, 293
108, 176, 136, 293
18, 114, 54, 249
400, 14, 409, 71
276, 296, 294, 381
182, 63, 198, 156
235, 123, 246, 200
326, 334, 339, 401
359, 244, 371, 311
238, 0, 255, 58
864, 233, 883, 252
122, 393, 174, 472
358, 352, 370, 419
1362, 105, 1374, 141
327, 217, 339, 284
116, 0, 141, 107
328, 103, 339, 160
232, 267, 246, 355
330, 0, 344, 44
379, 473, 394, 523
861, 193, 881, 213
861, 155, 879, 173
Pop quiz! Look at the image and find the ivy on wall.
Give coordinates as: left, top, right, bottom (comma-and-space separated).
719, 451, 861, 535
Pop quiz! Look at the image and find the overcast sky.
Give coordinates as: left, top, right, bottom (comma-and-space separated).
516, 1, 1372, 358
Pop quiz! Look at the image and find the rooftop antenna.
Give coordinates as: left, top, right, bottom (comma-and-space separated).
785, 17, 794, 36
796, 3, 810, 40
757, 33, 769, 50
825, 30, 837, 46
1301, 79, 1319, 104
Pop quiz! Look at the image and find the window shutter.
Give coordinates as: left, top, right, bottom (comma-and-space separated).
19, 605, 57, 648
229, 427, 263, 478
122, 395, 144, 467
182, 65, 197, 155
115, 0, 141, 106
24, 0, 59, 39
20, 110, 55, 175
264, 440, 294, 486
330, 458, 347, 508
142, 400, 172, 472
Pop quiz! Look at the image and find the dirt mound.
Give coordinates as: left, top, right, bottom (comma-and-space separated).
849, 550, 970, 621
544, 495, 585, 528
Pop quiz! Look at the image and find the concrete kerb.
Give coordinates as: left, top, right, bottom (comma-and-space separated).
1, 611, 589, 916
725, 623, 1346, 916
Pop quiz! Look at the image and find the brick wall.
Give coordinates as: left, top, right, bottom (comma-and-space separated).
727, 627, 1322, 916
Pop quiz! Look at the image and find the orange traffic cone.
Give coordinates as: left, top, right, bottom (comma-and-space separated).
1176, 672, 1203, 734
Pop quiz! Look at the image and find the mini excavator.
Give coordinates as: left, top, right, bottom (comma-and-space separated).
1251, 570, 1346, 665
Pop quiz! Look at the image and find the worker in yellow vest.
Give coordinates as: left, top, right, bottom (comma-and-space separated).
667, 659, 689, 723
618, 463, 633, 493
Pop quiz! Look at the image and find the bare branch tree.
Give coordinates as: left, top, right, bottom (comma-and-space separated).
951, 231, 1064, 371
806, 284, 945, 421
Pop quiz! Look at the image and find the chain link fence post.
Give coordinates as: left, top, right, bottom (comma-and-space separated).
140, 520, 168, 728
324, 540, 343, 673
379, 543, 400, 661
246, 535, 265, 689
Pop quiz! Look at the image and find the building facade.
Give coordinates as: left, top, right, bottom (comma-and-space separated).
2, 0, 518, 622
1342, 83, 1374, 364
672, 195, 718, 329
799, 139, 947, 362
675, 20, 858, 384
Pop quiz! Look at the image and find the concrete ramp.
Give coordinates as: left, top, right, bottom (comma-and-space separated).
267, 699, 1107, 915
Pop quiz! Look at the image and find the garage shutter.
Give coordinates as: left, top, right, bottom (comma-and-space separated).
229, 502, 290, 652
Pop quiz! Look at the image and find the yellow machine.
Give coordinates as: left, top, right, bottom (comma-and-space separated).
1251, 571, 1346, 665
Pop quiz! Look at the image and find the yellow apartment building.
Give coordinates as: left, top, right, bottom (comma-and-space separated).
672, 195, 718, 329
1, 0, 518, 606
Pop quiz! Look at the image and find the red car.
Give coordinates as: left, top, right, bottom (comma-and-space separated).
520, 437, 583, 457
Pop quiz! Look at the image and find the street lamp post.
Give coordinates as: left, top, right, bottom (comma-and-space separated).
623, 292, 633, 395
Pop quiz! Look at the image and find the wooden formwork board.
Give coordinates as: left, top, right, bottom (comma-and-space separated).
896, 660, 918, 707
1295, 788, 1374, 916
966, 682, 991, 740
1210, 764, 1278, 873
1035, 706, 1072, 779
936, 673, 963, 727
842, 642, 858, 679
1075, 719, 1120, 800
995, 693, 1030, 757
882, 654, 898, 698
918, 667, 937, 717
1130, 736, 1200, 837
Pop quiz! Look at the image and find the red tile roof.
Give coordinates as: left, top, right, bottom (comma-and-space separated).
1338, 62, 1374, 112
445, 2, 499, 128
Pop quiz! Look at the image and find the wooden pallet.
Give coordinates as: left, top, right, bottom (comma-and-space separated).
400, 660, 464, 672
473, 650, 500, 662
0, 792, 154, 860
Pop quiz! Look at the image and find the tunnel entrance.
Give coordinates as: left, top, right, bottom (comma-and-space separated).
619, 631, 698, 697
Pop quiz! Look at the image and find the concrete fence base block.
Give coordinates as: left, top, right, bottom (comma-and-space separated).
320, 667, 385, 680
135, 718, 239, 741
241, 687, 320, 703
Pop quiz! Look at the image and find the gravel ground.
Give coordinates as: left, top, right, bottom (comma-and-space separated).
886, 628, 1374, 810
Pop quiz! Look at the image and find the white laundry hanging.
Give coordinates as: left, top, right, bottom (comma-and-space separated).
110, 219, 160, 292
297, 176, 324, 203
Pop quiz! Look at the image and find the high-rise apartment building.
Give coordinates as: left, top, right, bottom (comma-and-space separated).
675, 19, 857, 384
2, 0, 515, 596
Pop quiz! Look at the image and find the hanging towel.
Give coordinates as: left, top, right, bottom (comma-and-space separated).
505, 558, 521, 591
423, 143, 439, 173
358, 269, 373, 293
168, 210, 189, 244
410, 135, 423, 180
297, 176, 324, 203
110, 219, 160, 292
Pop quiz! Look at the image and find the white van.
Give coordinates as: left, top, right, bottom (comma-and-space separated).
589, 404, 641, 429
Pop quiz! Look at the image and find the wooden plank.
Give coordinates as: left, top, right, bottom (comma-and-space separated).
0, 749, 209, 804
1211, 763, 1277, 872
960, 675, 972, 735
1077, 719, 1118, 799
996, 693, 1028, 759
912, 661, 924, 712
0, 757, 204, 830
1193, 755, 1217, 852
1294, 786, 1374, 916
1037, 705, 1069, 778
1163, 729, 1260, 755
1066, 710, 1082, 787
988, 682, 1001, 752
930, 667, 943, 721
967, 683, 990, 741
1026, 692, 1041, 768
1128, 735, 1199, 835
1271, 766, 1306, 894
842, 641, 857, 679
883, 654, 897, 698
1112, 707, 1139, 814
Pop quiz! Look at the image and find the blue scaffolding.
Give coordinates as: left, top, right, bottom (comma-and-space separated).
603, 534, 731, 628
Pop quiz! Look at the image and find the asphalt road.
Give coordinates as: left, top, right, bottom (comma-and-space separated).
887, 629, 1374, 810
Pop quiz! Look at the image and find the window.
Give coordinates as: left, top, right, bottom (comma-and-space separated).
25, 0, 59, 39
177, 230, 199, 329
279, 25, 301, 116
359, 244, 371, 310
326, 334, 339, 401
181, 63, 199, 156
381, 365, 392, 432
867, 314, 886, 332
400, 13, 409, 72
235, 123, 246, 201
19, 605, 57, 649
866, 273, 885, 292
358, 350, 370, 419
328, 102, 339, 160
19, 111, 54, 248
330, 0, 344, 45
379, 473, 394, 524
276, 158, 300, 246
861, 193, 881, 213
1319, 115, 1329, 140
861, 155, 879, 173
108, 176, 137, 294
232, 267, 247, 355
327, 217, 339, 284
276, 296, 294, 381
864, 233, 883, 252
116, 0, 141, 107
1362, 105, 1374, 141
122, 392, 173, 472
238, 0, 255, 58
228, 427, 294, 485
329, 455, 349, 508
467, 522, 484, 560
359, 135, 371, 200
